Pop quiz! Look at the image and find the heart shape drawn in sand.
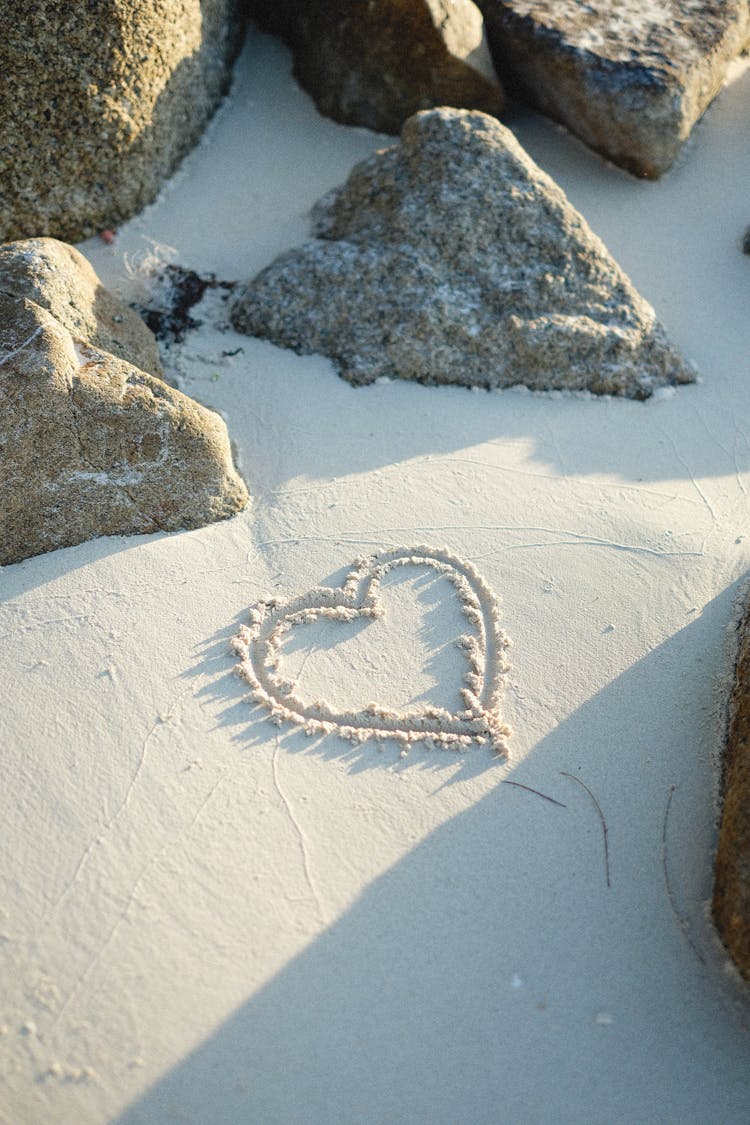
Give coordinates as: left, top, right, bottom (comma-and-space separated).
231, 546, 512, 756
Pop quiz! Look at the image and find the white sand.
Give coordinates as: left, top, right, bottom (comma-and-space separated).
232, 545, 512, 753
2, 26, 750, 1124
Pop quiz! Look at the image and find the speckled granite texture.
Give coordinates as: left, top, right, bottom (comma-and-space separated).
232, 108, 694, 397
478, 0, 750, 177
0, 1, 243, 242
249, 0, 503, 133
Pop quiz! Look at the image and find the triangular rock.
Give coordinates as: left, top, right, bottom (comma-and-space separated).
478, 0, 750, 178
232, 108, 694, 398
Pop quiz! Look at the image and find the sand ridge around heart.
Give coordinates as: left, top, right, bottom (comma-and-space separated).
231, 545, 512, 755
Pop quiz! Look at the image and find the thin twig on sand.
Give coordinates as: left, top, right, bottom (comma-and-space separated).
561, 771, 611, 888
661, 784, 706, 965
501, 779, 567, 808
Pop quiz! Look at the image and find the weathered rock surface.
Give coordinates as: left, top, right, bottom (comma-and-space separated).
0, 240, 248, 566
250, 0, 503, 134
477, 0, 750, 178
0, 239, 162, 377
713, 600, 750, 983
231, 109, 694, 397
0, 1, 243, 243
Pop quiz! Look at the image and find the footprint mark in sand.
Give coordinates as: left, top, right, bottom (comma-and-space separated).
232, 545, 512, 755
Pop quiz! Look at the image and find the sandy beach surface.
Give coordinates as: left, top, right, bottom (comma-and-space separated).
3, 26, 750, 1123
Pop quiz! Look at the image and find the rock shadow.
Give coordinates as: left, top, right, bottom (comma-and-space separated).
122, 583, 750, 1124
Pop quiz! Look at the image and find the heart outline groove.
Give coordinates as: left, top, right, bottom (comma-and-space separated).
232, 545, 512, 756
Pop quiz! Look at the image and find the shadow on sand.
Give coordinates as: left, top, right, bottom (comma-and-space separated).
118, 582, 750, 1124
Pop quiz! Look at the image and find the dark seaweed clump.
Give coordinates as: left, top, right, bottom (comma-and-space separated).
131, 264, 235, 345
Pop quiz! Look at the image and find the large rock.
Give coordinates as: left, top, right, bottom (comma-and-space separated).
0, 238, 162, 376
0, 1, 243, 243
250, 0, 503, 134
477, 0, 750, 178
231, 109, 694, 398
0, 240, 249, 566
713, 600, 750, 983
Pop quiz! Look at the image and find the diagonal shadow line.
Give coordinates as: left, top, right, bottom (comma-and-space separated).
119, 580, 750, 1125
